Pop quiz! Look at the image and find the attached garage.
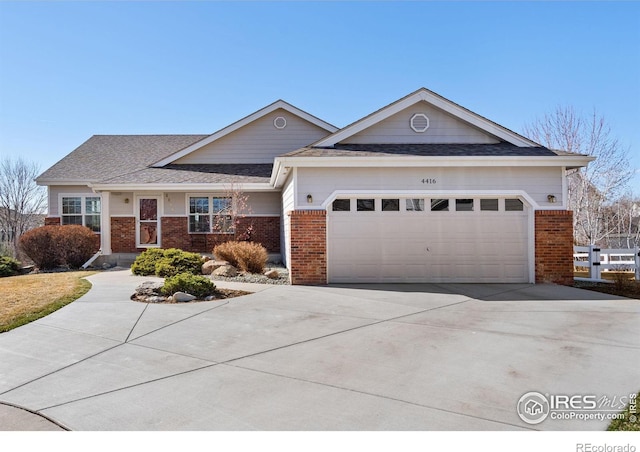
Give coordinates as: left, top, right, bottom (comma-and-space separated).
274, 88, 593, 285
327, 196, 531, 283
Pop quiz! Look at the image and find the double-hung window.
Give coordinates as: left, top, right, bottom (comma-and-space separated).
188, 196, 234, 233
61, 195, 101, 232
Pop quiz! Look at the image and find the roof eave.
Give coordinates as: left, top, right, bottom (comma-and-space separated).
276, 154, 595, 168
35, 179, 97, 187
89, 182, 277, 192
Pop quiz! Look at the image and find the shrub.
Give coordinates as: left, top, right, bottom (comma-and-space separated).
20, 225, 98, 270
131, 248, 166, 276
57, 225, 99, 268
0, 256, 20, 277
154, 248, 203, 277
161, 272, 216, 298
212, 241, 239, 267
213, 241, 267, 273
131, 248, 204, 277
20, 226, 61, 269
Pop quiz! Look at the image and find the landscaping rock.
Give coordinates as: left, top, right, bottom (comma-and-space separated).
102, 262, 112, 270
202, 260, 230, 275
202, 255, 211, 262
172, 291, 196, 302
212, 265, 237, 277
146, 296, 167, 303
264, 269, 279, 279
135, 281, 164, 296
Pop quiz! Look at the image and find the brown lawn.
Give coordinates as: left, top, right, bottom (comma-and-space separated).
0, 271, 95, 332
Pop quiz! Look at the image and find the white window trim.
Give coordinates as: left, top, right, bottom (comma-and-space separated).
185, 194, 235, 234
58, 193, 102, 233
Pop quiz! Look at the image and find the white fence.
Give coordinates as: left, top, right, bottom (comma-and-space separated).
574, 246, 640, 281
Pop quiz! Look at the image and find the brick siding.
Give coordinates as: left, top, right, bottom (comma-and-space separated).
535, 210, 574, 285
44, 217, 61, 226
289, 210, 326, 285
110, 215, 280, 254
111, 217, 137, 253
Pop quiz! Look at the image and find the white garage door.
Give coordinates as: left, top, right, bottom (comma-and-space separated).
328, 197, 530, 283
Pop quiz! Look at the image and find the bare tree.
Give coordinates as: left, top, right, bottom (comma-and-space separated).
0, 157, 47, 258
211, 181, 253, 243
524, 106, 634, 245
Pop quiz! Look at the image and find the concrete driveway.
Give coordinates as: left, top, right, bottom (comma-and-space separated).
0, 270, 638, 431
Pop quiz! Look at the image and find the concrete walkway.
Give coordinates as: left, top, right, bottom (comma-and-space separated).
0, 271, 638, 430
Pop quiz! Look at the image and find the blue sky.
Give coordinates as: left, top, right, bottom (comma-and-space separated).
1, 1, 639, 190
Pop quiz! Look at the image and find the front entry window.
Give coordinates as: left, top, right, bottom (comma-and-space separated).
138, 197, 159, 246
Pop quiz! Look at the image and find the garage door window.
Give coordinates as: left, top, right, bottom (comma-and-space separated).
332, 199, 351, 211
406, 199, 425, 211
431, 199, 449, 211
382, 199, 400, 211
480, 199, 499, 211
505, 199, 524, 211
456, 199, 474, 211
357, 199, 375, 211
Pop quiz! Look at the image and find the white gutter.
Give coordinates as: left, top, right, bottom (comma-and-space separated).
276, 155, 594, 168
89, 182, 277, 192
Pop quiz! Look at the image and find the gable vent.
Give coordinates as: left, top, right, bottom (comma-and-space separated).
274, 116, 287, 129
410, 113, 430, 133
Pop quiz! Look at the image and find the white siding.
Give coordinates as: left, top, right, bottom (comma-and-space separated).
342, 101, 500, 145
175, 109, 330, 164
297, 167, 563, 208
281, 174, 295, 268
48, 185, 94, 216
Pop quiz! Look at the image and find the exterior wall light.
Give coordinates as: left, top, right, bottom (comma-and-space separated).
307, 194, 313, 203
547, 194, 557, 203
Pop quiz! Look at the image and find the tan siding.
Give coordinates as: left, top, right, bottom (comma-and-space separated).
110, 192, 134, 216
246, 192, 281, 215
176, 109, 330, 164
297, 167, 563, 208
342, 101, 500, 145
48, 185, 94, 216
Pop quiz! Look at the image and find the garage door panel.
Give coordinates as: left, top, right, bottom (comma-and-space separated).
328, 204, 530, 283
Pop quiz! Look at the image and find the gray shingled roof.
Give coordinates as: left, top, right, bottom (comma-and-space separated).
281, 143, 580, 158
100, 164, 273, 184
36, 135, 209, 183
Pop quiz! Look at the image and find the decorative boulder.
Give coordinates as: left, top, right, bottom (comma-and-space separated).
135, 281, 164, 296
172, 291, 196, 302
212, 265, 238, 277
202, 260, 230, 275
264, 269, 279, 279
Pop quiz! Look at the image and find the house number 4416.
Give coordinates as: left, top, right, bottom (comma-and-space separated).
421, 178, 437, 184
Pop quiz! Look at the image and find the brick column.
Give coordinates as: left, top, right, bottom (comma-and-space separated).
289, 210, 327, 285
535, 210, 574, 285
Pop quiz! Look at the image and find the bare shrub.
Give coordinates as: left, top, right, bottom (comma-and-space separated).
213, 241, 267, 273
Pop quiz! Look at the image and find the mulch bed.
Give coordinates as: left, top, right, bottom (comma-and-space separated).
132, 288, 252, 304
574, 280, 640, 299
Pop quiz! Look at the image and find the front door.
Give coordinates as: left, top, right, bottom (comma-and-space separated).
136, 196, 161, 248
